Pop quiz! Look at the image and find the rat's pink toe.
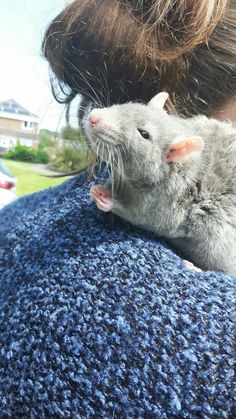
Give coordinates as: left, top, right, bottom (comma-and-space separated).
90, 184, 113, 212
184, 260, 202, 272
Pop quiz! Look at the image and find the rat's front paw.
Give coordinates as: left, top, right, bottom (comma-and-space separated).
90, 184, 113, 212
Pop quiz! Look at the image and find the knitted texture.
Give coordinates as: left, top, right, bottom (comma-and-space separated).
0, 172, 235, 418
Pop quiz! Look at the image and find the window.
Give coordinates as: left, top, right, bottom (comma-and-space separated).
23, 121, 34, 129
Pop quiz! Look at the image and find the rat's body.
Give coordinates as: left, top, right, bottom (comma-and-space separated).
85, 93, 236, 274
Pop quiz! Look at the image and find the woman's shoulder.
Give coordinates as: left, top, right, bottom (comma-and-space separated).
0, 170, 234, 417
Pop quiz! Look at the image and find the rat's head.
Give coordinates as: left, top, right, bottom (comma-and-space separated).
85, 92, 204, 186
86, 92, 170, 182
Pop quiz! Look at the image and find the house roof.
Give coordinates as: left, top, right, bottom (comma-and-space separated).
0, 99, 38, 118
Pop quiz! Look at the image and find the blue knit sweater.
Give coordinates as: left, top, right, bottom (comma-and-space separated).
0, 171, 235, 418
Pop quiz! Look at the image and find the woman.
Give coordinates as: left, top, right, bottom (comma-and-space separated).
43, 0, 236, 120
0, 1, 235, 417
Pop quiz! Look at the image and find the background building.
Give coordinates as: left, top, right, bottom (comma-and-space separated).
0, 99, 39, 153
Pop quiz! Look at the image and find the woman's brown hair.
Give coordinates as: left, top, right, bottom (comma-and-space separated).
42, 0, 236, 119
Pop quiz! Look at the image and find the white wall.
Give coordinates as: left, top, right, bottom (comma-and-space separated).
0, 135, 34, 150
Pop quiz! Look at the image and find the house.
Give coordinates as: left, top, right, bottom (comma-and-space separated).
0, 99, 39, 153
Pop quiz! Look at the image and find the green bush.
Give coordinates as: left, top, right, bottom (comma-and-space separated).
5, 144, 49, 164
61, 126, 85, 142
49, 125, 89, 172
6, 144, 34, 162
39, 129, 55, 149
50, 145, 88, 172
34, 149, 49, 164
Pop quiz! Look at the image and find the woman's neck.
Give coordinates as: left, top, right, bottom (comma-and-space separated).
212, 96, 236, 123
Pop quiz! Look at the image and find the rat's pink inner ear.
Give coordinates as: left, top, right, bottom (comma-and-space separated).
165, 136, 204, 163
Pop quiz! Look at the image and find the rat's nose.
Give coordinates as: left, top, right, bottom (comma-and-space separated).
89, 114, 101, 127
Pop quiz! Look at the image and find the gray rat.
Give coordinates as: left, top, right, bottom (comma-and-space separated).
85, 92, 236, 275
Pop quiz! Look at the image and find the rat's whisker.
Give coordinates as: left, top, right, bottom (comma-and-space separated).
98, 67, 111, 107
64, 58, 103, 106
87, 68, 108, 107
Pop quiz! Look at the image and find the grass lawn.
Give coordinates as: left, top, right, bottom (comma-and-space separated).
3, 159, 68, 197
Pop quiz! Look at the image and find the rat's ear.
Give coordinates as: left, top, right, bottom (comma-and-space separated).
148, 92, 169, 110
165, 136, 204, 163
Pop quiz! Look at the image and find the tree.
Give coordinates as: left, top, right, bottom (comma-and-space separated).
39, 129, 55, 149
61, 125, 86, 145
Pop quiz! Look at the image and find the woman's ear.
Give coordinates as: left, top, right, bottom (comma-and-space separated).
164, 136, 204, 163
148, 92, 169, 110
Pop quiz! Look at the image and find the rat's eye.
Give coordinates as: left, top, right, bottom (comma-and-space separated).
138, 129, 150, 140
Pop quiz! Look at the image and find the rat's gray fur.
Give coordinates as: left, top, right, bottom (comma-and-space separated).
86, 99, 236, 274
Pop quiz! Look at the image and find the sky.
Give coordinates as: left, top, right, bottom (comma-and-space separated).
0, 0, 72, 132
